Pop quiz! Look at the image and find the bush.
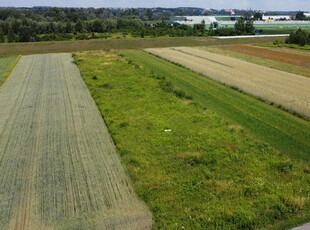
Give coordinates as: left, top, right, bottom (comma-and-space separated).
286, 28, 310, 46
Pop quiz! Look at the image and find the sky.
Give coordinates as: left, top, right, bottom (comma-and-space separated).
0, 0, 309, 11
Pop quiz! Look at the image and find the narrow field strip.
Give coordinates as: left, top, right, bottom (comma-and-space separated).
0, 56, 18, 84
145, 47, 310, 118
123, 50, 310, 163
0, 54, 152, 230
75, 51, 310, 230
222, 44, 310, 67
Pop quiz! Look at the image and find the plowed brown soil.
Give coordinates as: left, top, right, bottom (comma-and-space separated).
222, 44, 310, 67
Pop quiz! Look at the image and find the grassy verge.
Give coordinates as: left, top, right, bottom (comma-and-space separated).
122, 50, 310, 163
0, 56, 20, 86
197, 46, 310, 78
75, 51, 310, 230
0, 36, 284, 56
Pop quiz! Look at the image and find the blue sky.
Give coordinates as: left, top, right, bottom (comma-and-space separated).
0, 0, 309, 11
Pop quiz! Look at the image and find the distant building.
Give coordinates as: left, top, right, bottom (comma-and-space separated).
262, 15, 291, 21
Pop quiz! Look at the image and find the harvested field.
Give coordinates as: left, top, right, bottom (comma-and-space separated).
197, 46, 310, 78
0, 54, 152, 230
146, 47, 310, 117
222, 44, 310, 67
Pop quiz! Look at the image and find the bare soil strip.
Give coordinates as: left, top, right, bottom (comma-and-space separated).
222, 44, 310, 67
146, 47, 310, 117
0, 54, 152, 230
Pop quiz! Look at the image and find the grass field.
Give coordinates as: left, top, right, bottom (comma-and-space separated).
0, 56, 18, 85
0, 53, 151, 230
198, 46, 310, 78
122, 49, 310, 163
75, 50, 310, 230
145, 47, 310, 118
0, 36, 285, 56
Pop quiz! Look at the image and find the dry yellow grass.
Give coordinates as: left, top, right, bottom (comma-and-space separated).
146, 47, 310, 117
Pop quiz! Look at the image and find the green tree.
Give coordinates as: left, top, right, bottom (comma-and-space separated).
235, 18, 254, 34
75, 20, 85, 33
146, 9, 153, 21
18, 26, 31, 42
0, 27, 4, 43
295, 12, 306, 20
253, 12, 263, 20
7, 25, 15, 42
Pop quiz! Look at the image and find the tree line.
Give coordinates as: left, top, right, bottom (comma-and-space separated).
0, 7, 256, 43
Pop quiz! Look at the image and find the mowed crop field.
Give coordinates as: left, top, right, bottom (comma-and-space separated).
0, 54, 151, 230
221, 44, 310, 67
146, 47, 310, 118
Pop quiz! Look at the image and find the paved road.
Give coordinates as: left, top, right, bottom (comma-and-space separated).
0, 54, 152, 230
291, 223, 310, 230
214, 34, 289, 39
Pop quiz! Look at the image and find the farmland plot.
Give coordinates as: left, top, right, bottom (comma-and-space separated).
146, 47, 310, 117
0, 54, 152, 230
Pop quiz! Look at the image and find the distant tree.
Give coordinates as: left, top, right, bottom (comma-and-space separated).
235, 18, 254, 34
295, 12, 306, 20
146, 9, 153, 21
201, 19, 206, 35
7, 25, 15, 42
0, 27, 4, 43
93, 19, 107, 32
253, 12, 263, 20
75, 20, 85, 33
286, 28, 309, 46
65, 21, 74, 33
208, 23, 214, 36
140, 28, 145, 38
18, 26, 32, 42
245, 20, 254, 33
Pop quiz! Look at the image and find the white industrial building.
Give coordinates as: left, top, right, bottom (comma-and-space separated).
262, 15, 291, 21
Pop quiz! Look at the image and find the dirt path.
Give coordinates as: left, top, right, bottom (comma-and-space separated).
222, 44, 310, 67
0, 54, 152, 230
146, 47, 310, 117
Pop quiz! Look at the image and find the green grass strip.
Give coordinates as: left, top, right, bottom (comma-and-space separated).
122, 50, 310, 163
0, 56, 19, 86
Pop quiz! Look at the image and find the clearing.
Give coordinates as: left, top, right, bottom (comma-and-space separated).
146, 47, 310, 117
0, 53, 152, 230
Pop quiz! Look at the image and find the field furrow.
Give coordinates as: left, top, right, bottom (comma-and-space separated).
146, 47, 310, 117
0, 53, 152, 230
